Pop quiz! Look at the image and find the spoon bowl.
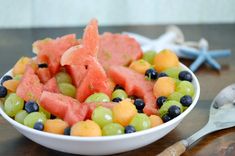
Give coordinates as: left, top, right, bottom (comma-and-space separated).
158, 84, 235, 156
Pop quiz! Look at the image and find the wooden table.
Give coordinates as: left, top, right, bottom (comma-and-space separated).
0, 24, 235, 156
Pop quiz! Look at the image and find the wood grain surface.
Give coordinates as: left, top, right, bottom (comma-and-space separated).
0, 24, 235, 156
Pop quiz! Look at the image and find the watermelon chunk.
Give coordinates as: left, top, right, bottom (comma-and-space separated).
43, 77, 59, 93
60, 20, 99, 66
108, 66, 158, 115
76, 58, 112, 102
16, 66, 43, 102
65, 64, 88, 88
33, 34, 79, 75
61, 19, 112, 102
36, 68, 51, 84
98, 33, 143, 70
39, 91, 88, 125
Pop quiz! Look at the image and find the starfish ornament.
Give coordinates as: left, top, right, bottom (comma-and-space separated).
179, 39, 231, 72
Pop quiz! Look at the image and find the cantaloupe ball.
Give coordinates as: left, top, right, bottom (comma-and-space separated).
112, 99, 137, 126
129, 59, 151, 74
149, 115, 163, 128
71, 120, 102, 137
44, 119, 68, 135
12, 57, 32, 76
154, 49, 179, 72
153, 77, 176, 98
3, 80, 20, 92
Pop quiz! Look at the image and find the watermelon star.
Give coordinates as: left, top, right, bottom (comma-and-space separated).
61, 19, 112, 102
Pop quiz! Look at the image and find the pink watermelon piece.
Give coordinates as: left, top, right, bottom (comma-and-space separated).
39, 91, 88, 126
36, 68, 52, 84
61, 19, 112, 102
85, 102, 116, 119
16, 66, 43, 102
76, 58, 112, 102
108, 66, 158, 115
61, 20, 99, 66
43, 77, 59, 93
98, 32, 143, 70
65, 64, 88, 88
33, 34, 79, 75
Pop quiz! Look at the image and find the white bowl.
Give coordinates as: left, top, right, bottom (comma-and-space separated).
0, 63, 200, 155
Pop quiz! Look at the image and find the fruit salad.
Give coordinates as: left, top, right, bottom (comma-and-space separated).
0, 19, 195, 137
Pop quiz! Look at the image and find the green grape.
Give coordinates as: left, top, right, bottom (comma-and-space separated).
4, 93, 24, 117
13, 75, 23, 80
112, 89, 127, 100
174, 78, 181, 86
130, 113, 151, 131
102, 123, 124, 136
176, 81, 195, 97
92, 106, 113, 128
143, 51, 156, 64
85, 93, 110, 103
164, 67, 183, 79
15, 110, 28, 124
56, 72, 72, 84
58, 83, 76, 98
168, 92, 184, 102
39, 106, 51, 119
159, 100, 183, 117
24, 112, 46, 128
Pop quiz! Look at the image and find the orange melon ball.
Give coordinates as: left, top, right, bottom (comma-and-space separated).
112, 99, 137, 126
153, 77, 176, 98
3, 80, 20, 92
149, 115, 163, 128
154, 49, 179, 72
129, 59, 151, 74
12, 57, 32, 76
44, 119, 68, 135
71, 120, 102, 137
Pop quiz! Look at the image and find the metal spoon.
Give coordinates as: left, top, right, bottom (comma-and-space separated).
158, 84, 235, 156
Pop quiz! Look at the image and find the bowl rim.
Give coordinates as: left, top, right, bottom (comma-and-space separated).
0, 63, 200, 142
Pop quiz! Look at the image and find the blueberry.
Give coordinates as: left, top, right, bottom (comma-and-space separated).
137, 109, 144, 113
114, 85, 124, 91
25, 101, 39, 113
158, 72, 168, 78
168, 105, 181, 118
134, 98, 145, 110
156, 96, 167, 108
162, 114, 171, 123
1, 75, 12, 85
145, 68, 158, 80
64, 127, 71, 135
124, 125, 136, 134
180, 95, 193, 107
112, 97, 122, 102
179, 71, 192, 82
33, 122, 44, 131
38, 63, 48, 68
0, 86, 7, 98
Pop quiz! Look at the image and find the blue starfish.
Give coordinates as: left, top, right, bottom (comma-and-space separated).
179, 39, 231, 72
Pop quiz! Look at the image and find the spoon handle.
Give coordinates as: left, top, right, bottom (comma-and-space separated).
157, 123, 214, 156
156, 140, 187, 156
